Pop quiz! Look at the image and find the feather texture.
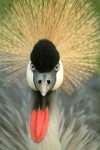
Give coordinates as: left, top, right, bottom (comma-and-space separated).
0, 0, 100, 94
0, 0, 100, 149
0, 74, 100, 150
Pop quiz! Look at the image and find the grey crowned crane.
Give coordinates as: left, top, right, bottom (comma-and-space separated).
0, 0, 100, 150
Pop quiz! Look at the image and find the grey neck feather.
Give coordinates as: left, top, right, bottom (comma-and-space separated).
28, 90, 61, 150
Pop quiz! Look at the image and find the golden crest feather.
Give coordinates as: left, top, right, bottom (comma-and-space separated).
0, 0, 100, 94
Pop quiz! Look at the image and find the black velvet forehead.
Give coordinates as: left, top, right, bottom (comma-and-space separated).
30, 39, 60, 72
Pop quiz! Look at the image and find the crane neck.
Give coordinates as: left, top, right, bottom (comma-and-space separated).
29, 90, 61, 150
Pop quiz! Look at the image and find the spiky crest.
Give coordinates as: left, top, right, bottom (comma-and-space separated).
0, 0, 100, 94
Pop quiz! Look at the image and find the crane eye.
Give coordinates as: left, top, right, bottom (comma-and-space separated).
30, 63, 35, 71
55, 63, 60, 72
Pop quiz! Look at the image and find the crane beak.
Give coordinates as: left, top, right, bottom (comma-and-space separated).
38, 82, 50, 96
33, 71, 56, 96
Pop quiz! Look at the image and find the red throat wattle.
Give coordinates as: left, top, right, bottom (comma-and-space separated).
30, 107, 49, 143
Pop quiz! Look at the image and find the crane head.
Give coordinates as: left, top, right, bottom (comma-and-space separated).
27, 39, 64, 96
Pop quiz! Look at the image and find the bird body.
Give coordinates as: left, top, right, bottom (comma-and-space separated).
0, 77, 100, 150
0, 0, 100, 149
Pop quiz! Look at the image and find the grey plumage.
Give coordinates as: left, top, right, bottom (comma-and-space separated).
0, 0, 100, 149
0, 73, 100, 150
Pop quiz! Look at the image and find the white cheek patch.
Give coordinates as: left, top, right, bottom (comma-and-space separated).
52, 60, 64, 90
26, 61, 37, 91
